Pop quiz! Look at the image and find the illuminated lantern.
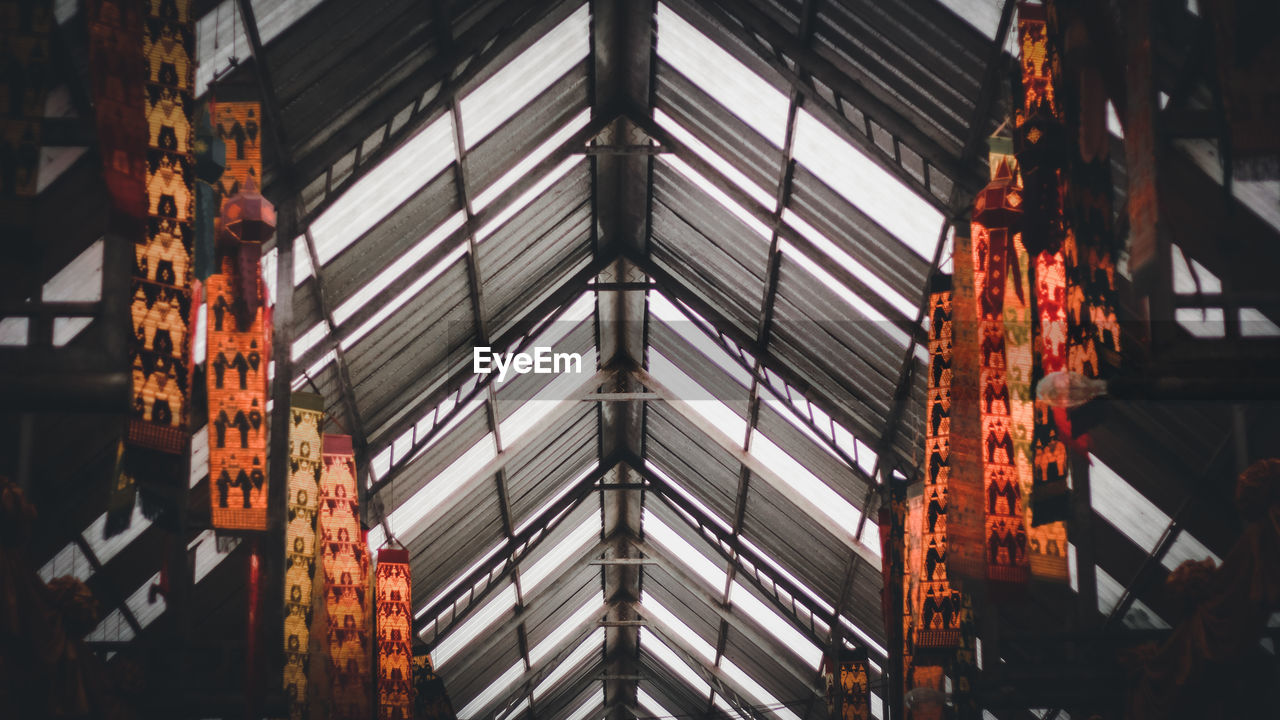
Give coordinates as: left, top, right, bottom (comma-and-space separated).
377, 548, 413, 720
284, 393, 325, 720
319, 435, 371, 719
971, 159, 1030, 587
220, 174, 277, 246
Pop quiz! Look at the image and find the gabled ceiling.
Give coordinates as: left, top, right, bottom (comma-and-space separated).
20, 1, 1280, 719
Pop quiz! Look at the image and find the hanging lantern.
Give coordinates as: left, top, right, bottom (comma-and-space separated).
376, 548, 413, 720
220, 174, 276, 247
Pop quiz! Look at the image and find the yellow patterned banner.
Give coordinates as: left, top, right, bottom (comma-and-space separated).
285, 393, 325, 719
320, 435, 371, 719
128, 0, 195, 453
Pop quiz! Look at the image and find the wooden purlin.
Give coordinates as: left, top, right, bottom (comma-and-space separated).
207, 101, 270, 530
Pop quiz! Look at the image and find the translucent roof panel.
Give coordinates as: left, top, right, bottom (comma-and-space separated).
655, 3, 789, 147
792, 109, 944, 260
935, 0, 1005, 39
459, 4, 590, 149
309, 114, 455, 265
194, 0, 326, 95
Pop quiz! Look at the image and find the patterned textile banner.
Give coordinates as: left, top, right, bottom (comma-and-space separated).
105, 0, 195, 535
87, 0, 148, 218
320, 435, 371, 719
376, 548, 413, 720
1018, 2, 1072, 527
1009, 236, 1068, 581
901, 483, 923, 702
284, 393, 325, 720
826, 655, 870, 720
207, 101, 269, 530
412, 655, 453, 720
1046, 0, 1123, 436
972, 159, 1029, 586
917, 282, 964, 648
947, 231, 986, 585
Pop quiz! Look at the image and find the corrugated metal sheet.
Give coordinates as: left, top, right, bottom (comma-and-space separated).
645, 404, 743, 526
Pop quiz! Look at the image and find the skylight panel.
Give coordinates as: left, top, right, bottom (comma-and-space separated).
720, 659, 803, 720
474, 109, 592, 211
782, 209, 918, 320
340, 244, 468, 350
333, 212, 467, 326
1161, 528, 1221, 572
644, 510, 727, 595
459, 661, 525, 720
656, 4, 789, 147
650, 291, 753, 388
520, 512, 602, 597
658, 154, 773, 241
498, 697, 530, 720
793, 110, 944, 260
1240, 307, 1280, 338
738, 535, 834, 617
777, 237, 912, 348
529, 598, 603, 666
460, 5, 590, 148
373, 432, 497, 547
432, 584, 518, 669
1096, 566, 1169, 629
476, 155, 585, 242
1088, 455, 1167, 554
514, 461, 598, 536
1171, 244, 1222, 294
748, 428, 863, 535
648, 349, 748, 441
498, 348, 598, 446
416, 537, 507, 620
714, 694, 748, 720
645, 460, 732, 532
654, 109, 775, 209
310, 114, 455, 265
532, 626, 605, 702
728, 580, 823, 670
934, 0, 1004, 39
561, 689, 605, 720
639, 627, 713, 699
638, 689, 679, 720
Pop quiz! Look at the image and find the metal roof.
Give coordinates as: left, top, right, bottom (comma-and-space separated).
11, 0, 1280, 719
